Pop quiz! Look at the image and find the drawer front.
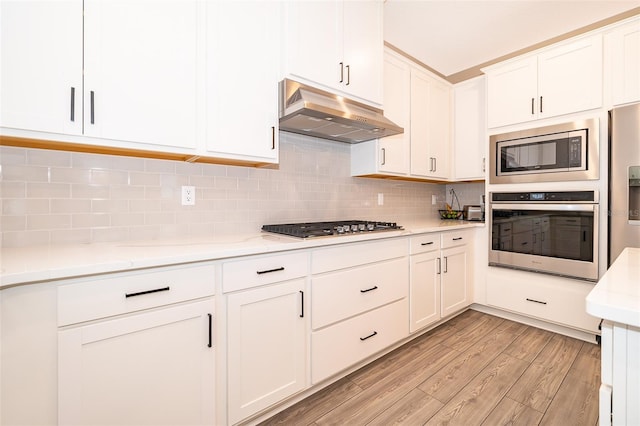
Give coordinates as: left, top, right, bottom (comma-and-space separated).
441, 229, 474, 249
312, 238, 407, 274
58, 263, 215, 326
311, 298, 408, 384
409, 234, 441, 255
312, 258, 408, 329
222, 251, 308, 293
486, 268, 599, 332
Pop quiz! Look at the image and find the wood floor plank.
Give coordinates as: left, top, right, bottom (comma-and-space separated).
481, 396, 544, 426
367, 388, 444, 426
565, 342, 601, 388
423, 353, 530, 425
418, 320, 527, 403
258, 379, 363, 426
314, 343, 461, 426
506, 334, 583, 413
502, 326, 555, 363
438, 312, 505, 352
539, 368, 599, 426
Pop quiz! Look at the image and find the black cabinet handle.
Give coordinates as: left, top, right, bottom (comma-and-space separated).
345, 64, 350, 85
125, 286, 170, 298
360, 331, 377, 341
271, 126, 275, 150
339, 62, 344, 83
207, 313, 213, 348
531, 97, 535, 115
539, 96, 543, 113
360, 286, 378, 293
443, 256, 448, 273
421, 241, 434, 246
381, 148, 386, 166
256, 267, 285, 275
70, 87, 75, 121
90, 91, 95, 124
453, 237, 463, 241
299, 290, 304, 318
526, 298, 547, 305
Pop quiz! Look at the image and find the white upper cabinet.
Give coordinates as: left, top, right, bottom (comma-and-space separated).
83, 0, 200, 149
486, 34, 603, 128
205, 1, 280, 163
608, 17, 640, 106
0, 0, 83, 135
453, 76, 486, 181
350, 48, 410, 177
284, 0, 383, 105
410, 67, 451, 180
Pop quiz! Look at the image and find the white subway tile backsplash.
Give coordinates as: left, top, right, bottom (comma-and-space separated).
1, 135, 464, 247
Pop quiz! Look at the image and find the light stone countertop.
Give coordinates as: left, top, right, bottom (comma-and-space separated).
0, 220, 484, 288
586, 247, 640, 327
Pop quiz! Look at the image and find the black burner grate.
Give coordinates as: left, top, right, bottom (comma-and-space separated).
261, 220, 402, 238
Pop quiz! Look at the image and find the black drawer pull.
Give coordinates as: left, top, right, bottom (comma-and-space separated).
299, 291, 304, 318
421, 242, 434, 246
256, 267, 285, 275
360, 286, 378, 293
360, 331, 378, 341
526, 298, 547, 305
207, 313, 213, 348
453, 237, 463, 241
125, 286, 170, 298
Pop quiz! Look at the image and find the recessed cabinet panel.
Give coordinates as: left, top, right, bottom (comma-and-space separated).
83, 0, 200, 148
0, 0, 82, 135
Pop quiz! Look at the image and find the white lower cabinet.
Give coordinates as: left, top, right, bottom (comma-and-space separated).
599, 320, 640, 425
409, 230, 473, 333
58, 299, 215, 426
226, 279, 307, 425
310, 238, 409, 384
57, 263, 216, 426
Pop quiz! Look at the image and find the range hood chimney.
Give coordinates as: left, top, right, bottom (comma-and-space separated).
278, 79, 403, 144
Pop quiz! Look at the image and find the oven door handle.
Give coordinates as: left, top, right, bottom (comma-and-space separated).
490, 203, 597, 212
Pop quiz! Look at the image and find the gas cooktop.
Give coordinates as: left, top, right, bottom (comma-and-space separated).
261, 220, 403, 239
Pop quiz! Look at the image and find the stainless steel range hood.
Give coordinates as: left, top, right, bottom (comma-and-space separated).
279, 79, 403, 144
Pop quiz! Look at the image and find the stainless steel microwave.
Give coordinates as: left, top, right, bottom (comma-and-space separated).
489, 119, 599, 184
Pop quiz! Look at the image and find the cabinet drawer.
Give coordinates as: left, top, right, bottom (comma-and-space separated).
312, 258, 408, 329
312, 238, 407, 274
222, 251, 308, 293
410, 234, 441, 254
486, 268, 599, 332
58, 263, 215, 326
441, 229, 474, 248
311, 298, 408, 384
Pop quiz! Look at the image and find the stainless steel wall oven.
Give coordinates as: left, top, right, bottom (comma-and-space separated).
489, 190, 599, 281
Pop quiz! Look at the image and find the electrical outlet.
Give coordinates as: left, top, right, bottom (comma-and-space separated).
377, 193, 384, 206
432, 195, 437, 205
181, 186, 195, 206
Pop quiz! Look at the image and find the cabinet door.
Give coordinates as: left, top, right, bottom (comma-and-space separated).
410, 68, 451, 179
486, 56, 537, 128
206, 1, 279, 162
379, 50, 410, 175
454, 76, 486, 180
58, 299, 215, 426
285, 1, 341, 92
83, 0, 200, 149
409, 251, 441, 333
538, 35, 603, 119
610, 18, 640, 106
0, 0, 82, 135
441, 245, 469, 318
227, 279, 307, 425
341, 0, 383, 104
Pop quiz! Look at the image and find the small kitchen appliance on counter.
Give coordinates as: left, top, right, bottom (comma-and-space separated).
463, 205, 483, 221
261, 220, 402, 238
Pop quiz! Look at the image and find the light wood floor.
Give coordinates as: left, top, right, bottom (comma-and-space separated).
260, 309, 600, 426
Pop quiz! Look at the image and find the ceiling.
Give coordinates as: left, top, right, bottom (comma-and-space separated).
383, 0, 640, 83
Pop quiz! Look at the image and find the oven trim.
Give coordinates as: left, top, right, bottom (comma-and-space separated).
489, 200, 599, 282
489, 118, 599, 184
